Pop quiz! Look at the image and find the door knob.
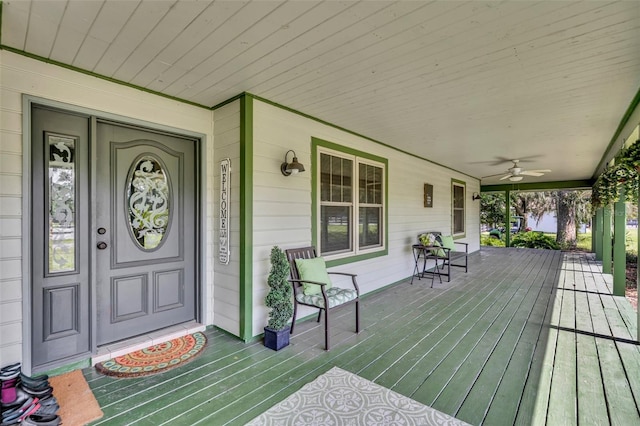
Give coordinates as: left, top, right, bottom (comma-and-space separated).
97, 241, 108, 250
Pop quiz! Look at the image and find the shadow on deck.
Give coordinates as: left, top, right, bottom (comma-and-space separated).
84, 248, 640, 425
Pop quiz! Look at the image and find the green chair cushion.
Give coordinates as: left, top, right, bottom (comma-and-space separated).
440, 235, 456, 251
295, 257, 332, 295
430, 240, 446, 257
296, 287, 357, 309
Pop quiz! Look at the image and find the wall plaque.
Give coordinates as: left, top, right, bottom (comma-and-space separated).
424, 183, 433, 208
219, 158, 231, 264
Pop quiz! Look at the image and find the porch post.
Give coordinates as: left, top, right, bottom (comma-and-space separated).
612, 191, 626, 296
594, 208, 603, 260
505, 190, 511, 247
638, 187, 640, 341
602, 206, 612, 274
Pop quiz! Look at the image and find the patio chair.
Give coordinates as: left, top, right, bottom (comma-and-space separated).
285, 247, 360, 350
418, 232, 468, 282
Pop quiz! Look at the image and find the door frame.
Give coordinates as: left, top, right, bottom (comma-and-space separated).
21, 95, 207, 375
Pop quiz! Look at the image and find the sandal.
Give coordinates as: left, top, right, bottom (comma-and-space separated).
22, 414, 61, 426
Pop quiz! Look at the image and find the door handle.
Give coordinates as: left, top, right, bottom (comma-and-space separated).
97, 241, 108, 250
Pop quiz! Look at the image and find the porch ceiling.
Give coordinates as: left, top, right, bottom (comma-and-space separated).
2, 1, 639, 184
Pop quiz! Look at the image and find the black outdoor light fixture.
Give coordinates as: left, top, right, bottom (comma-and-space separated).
472, 192, 481, 200
281, 150, 305, 176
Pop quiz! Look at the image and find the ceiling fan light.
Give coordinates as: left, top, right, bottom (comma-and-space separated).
509, 176, 524, 182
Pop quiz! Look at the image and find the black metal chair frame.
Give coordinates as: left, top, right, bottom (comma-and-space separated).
285, 246, 360, 350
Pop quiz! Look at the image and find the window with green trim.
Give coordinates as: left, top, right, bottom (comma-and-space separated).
452, 181, 465, 236
318, 148, 385, 257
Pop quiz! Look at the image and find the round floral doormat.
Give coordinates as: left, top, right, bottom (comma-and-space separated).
95, 332, 207, 378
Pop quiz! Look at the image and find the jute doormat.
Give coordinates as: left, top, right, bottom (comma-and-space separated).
50, 369, 103, 426
247, 367, 471, 426
95, 332, 207, 378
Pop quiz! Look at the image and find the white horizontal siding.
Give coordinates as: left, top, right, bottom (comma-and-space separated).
250, 99, 480, 337
212, 100, 241, 337
0, 50, 215, 368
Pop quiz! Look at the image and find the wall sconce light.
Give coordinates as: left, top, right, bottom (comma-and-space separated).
281, 150, 305, 176
472, 192, 481, 201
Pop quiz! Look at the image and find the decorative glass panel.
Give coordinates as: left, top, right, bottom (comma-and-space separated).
48, 134, 76, 273
126, 156, 171, 250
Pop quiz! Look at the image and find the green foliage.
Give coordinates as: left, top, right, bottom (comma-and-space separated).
481, 235, 505, 247
511, 231, 560, 250
592, 161, 639, 208
265, 246, 293, 330
480, 193, 505, 228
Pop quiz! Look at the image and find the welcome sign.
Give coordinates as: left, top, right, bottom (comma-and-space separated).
219, 158, 231, 264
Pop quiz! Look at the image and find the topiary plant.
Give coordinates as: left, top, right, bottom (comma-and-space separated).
265, 246, 293, 331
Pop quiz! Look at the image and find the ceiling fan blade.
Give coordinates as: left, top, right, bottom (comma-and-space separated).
520, 171, 544, 177
481, 172, 509, 179
520, 169, 551, 177
499, 174, 513, 180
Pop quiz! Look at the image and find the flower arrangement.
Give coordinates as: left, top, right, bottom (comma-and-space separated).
592, 162, 638, 207
620, 139, 640, 170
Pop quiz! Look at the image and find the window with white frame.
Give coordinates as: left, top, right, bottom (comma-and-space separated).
318, 147, 385, 258
452, 180, 465, 236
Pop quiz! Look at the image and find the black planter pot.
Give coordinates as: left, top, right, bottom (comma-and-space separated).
264, 325, 290, 351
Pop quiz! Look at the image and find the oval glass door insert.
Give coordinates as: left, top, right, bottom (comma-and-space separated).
126, 155, 171, 250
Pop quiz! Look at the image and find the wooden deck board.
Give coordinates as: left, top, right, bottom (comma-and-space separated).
86, 248, 640, 426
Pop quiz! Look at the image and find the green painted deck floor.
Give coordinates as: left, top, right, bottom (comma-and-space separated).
84, 248, 640, 425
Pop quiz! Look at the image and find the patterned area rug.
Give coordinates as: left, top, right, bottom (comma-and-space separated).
246, 366, 471, 425
95, 332, 206, 378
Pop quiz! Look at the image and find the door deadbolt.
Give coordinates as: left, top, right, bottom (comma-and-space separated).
97, 227, 107, 235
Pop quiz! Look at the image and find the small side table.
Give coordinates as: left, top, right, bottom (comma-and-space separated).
411, 244, 443, 287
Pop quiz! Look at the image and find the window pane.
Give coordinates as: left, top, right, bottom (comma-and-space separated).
321, 206, 351, 254
359, 163, 382, 204
320, 153, 331, 201
453, 185, 464, 208
48, 134, 76, 273
453, 209, 464, 234
373, 166, 382, 204
331, 156, 342, 201
359, 207, 381, 248
342, 157, 352, 202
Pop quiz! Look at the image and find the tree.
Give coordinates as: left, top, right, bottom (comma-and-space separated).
556, 190, 578, 247
265, 246, 293, 331
480, 193, 505, 229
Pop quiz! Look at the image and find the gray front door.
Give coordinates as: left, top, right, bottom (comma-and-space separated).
95, 122, 197, 345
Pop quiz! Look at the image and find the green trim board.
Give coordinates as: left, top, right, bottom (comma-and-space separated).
613, 194, 626, 296
481, 180, 594, 193
239, 95, 254, 342
311, 137, 389, 268
602, 207, 612, 274
594, 208, 603, 261
594, 86, 640, 178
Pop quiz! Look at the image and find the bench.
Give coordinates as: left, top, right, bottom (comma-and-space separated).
417, 232, 468, 282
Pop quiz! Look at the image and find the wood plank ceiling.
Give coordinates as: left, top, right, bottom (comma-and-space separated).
2, 0, 639, 184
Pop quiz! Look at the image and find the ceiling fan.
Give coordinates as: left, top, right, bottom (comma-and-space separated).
482, 160, 551, 182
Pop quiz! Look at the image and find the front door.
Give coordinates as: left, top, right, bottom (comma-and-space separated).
95, 122, 197, 345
